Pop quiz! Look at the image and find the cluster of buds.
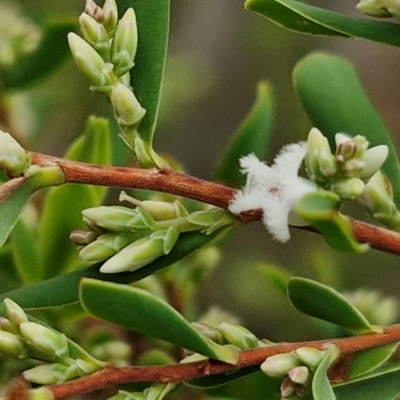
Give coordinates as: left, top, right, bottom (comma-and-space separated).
68, 0, 166, 167
108, 383, 176, 400
0, 2, 42, 69
356, 0, 400, 19
0, 298, 104, 385
0, 130, 30, 176
261, 347, 329, 399
71, 191, 236, 273
305, 128, 388, 200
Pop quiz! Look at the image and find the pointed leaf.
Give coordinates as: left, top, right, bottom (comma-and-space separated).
116, 0, 169, 145
348, 343, 399, 379
0, 229, 225, 312
213, 80, 274, 187
334, 362, 400, 400
258, 263, 290, 296
312, 344, 340, 400
80, 279, 238, 364
38, 117, 111, 279
293, 52, 400, 207
297, 191, 369, 253
288, 277, 380, 333
1, 18, 77, 91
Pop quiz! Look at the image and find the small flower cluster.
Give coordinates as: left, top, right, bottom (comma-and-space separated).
305, 128, 388, 200
356, 0, 400, 19
108, 383, 176, 400
0, 129, 30, 176
71, 191, 236, 273
261, 347, 329, 399
0, 298, 104, 385
68, 0, 166, 167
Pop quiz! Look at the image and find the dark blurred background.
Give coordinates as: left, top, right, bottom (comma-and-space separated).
9, 0, 400, 341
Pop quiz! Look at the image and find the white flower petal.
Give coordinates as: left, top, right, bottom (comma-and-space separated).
272, 142, 307, 180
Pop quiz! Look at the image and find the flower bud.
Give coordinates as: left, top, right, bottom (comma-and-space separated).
359, 145, 388, 180
29, 387, 55, 400
3, 298, 28, 327
110, 82, 146, 128
331, 177, 365, 200
0, 131, 30, 176
79, 13, 110, 56
217, 322, 258, 349
111, 8, 138, 76
191, 322, 224, 344
23, 363, 78, 385
19, 322, 69, 361
288, 366, 309, 385
356, 0, 392, 17
85, 0, 104, 22
280, 377, 296, 398
70, 229, 99, 245
295, 347, 323, 369
260, 353, 300, 378
381, 0, 400, 18
0, 330, 29, 358
102, 0, 118, 36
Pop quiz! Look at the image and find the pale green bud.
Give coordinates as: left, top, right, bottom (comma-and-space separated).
84, 0, 104, 22
67, 32, 112, 88
79, 13, 110, 56
79, 232, 135, 262
23, 363, 78, 385
19, 322, 69, 361
0, 330, 29, 358
356, 0, 392, 16
191, 322, 224, 344
288, 366, 309, 385
111, 8, 137, 76
102, 0, 118, 36
100, 227, 179, 273
217, 322, 258, 349
318, 152, 337, 178
29, 387, 55, 400
331, 177, 365, 200
359, 145, 388, 180
69, 229, 99, 245
260, 353, 301, 378
342, 159, 365, 178
3, 298, 28, 327
381, 0, 400, 18
280, 377, 296, 398
110, 82, 146, 127
295, 347, 323, 369
0, 131, 30, 175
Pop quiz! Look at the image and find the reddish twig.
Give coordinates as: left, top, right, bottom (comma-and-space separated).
30, 151, 400, 256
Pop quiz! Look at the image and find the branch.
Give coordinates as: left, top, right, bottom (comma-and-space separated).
48, 323, 400, 399
30, 152, 400, 256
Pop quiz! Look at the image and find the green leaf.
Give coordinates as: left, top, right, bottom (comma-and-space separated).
0, 229, 225, 312
38, 116, 111, 279
0, 166, 65, 250
348, 343, 399, 379
1, 18, 76, 91
116, 0, 169, 146
296, 191, 369, 253
245, 0, 400, 48
293, 52, 400, 207
258, 263, 290, 296
213, 80, 274, 187
244, 0, 347, 36
288, 277, 380, 333
334, 362, 400, 400
80, 279, 239, 364
312, 344, 340, 400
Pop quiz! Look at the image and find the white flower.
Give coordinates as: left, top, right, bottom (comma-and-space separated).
229, 143, 316, 242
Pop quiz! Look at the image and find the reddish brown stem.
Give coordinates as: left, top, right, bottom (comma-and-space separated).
30, 151, 400, 256
48, 324, 400, 399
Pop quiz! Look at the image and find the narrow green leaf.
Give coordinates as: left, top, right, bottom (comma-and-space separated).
334, 362, 400, 400
1, 18, 76, 91
80, 279, 239, 364
38, 117, 111, 279
258, 263, 290, 296
0, 229, 225, 312
348, 343, 398, 379
297, 191, 369, 253
293, 52, 400, 207
116, 0, 169, 145
288, 277, 380, 333
0, 166, 65, 250
244, 0, 345, 36
312, 344, 340, 400
213, 80, 274, 187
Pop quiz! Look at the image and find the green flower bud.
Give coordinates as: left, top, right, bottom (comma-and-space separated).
342, 159, 365, 178
356, 0, 392, 17
331, 177, 365, 200
288, 366, 309, 385
29, 387, 55, 400
0, 330, 29, 358
0, 131, 30, 176
100, 227, 179, 273
295, 347, 324, 370
110, 82, 146, 128
79, 13, 110, 56
318, 152, 337, 179
217, 322, 258, 349
381, 0, 400, 18
280, 377, 296, 398
23, 363, 79, 385
191, 322, 224, 344
84, 0, 105, 22
359, 145, 388, 180
102, 0, 118, 36
67, 32, 112, 88
82, 206, 139, 231
3, 298, 28, 327
19, 322, 69, 361
260, 353, 301, 378
111, 8, 137, 76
